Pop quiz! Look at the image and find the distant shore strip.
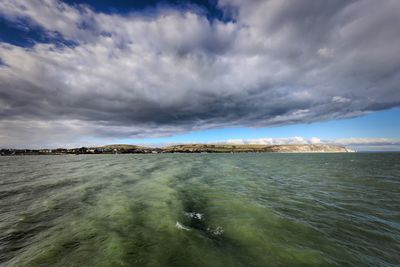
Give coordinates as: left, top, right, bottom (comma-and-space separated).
0, 144, 354, 155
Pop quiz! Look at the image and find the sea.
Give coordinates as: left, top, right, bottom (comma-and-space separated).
0, 153, 399, 266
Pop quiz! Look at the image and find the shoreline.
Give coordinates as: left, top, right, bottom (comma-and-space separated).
1, 144, 355, 156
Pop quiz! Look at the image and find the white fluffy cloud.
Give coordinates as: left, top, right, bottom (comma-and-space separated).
334, 138, 400, 146
0, 0, 400, 147
224, 137, 400, 151
225, 136, 321, 145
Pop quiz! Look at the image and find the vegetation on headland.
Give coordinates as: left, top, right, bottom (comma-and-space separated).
0, 144, 354, 155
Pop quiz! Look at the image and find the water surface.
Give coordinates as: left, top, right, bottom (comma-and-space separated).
1, 153, 399, 266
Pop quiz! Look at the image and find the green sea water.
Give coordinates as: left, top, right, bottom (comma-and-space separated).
0, 153, 399, 266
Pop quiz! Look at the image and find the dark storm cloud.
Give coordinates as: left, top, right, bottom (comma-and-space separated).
0, 0, 400, 146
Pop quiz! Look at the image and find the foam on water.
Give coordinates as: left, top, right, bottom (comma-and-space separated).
184, 212, 203, 220
175, 222, 190, 231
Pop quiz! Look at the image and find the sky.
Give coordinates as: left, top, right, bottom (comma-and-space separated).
0, 0, 399, 150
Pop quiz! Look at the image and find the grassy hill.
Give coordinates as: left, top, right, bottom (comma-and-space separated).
98, 144, 151, 150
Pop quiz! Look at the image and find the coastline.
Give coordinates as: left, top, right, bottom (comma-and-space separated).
1, 144, 354, 156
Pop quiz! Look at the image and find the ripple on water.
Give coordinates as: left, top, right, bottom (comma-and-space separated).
0, 153, 399, 266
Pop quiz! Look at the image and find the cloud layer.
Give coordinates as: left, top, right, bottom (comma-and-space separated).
226, 136, 400, 144
1, 0, 400, 147
225, 137, 400, 150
